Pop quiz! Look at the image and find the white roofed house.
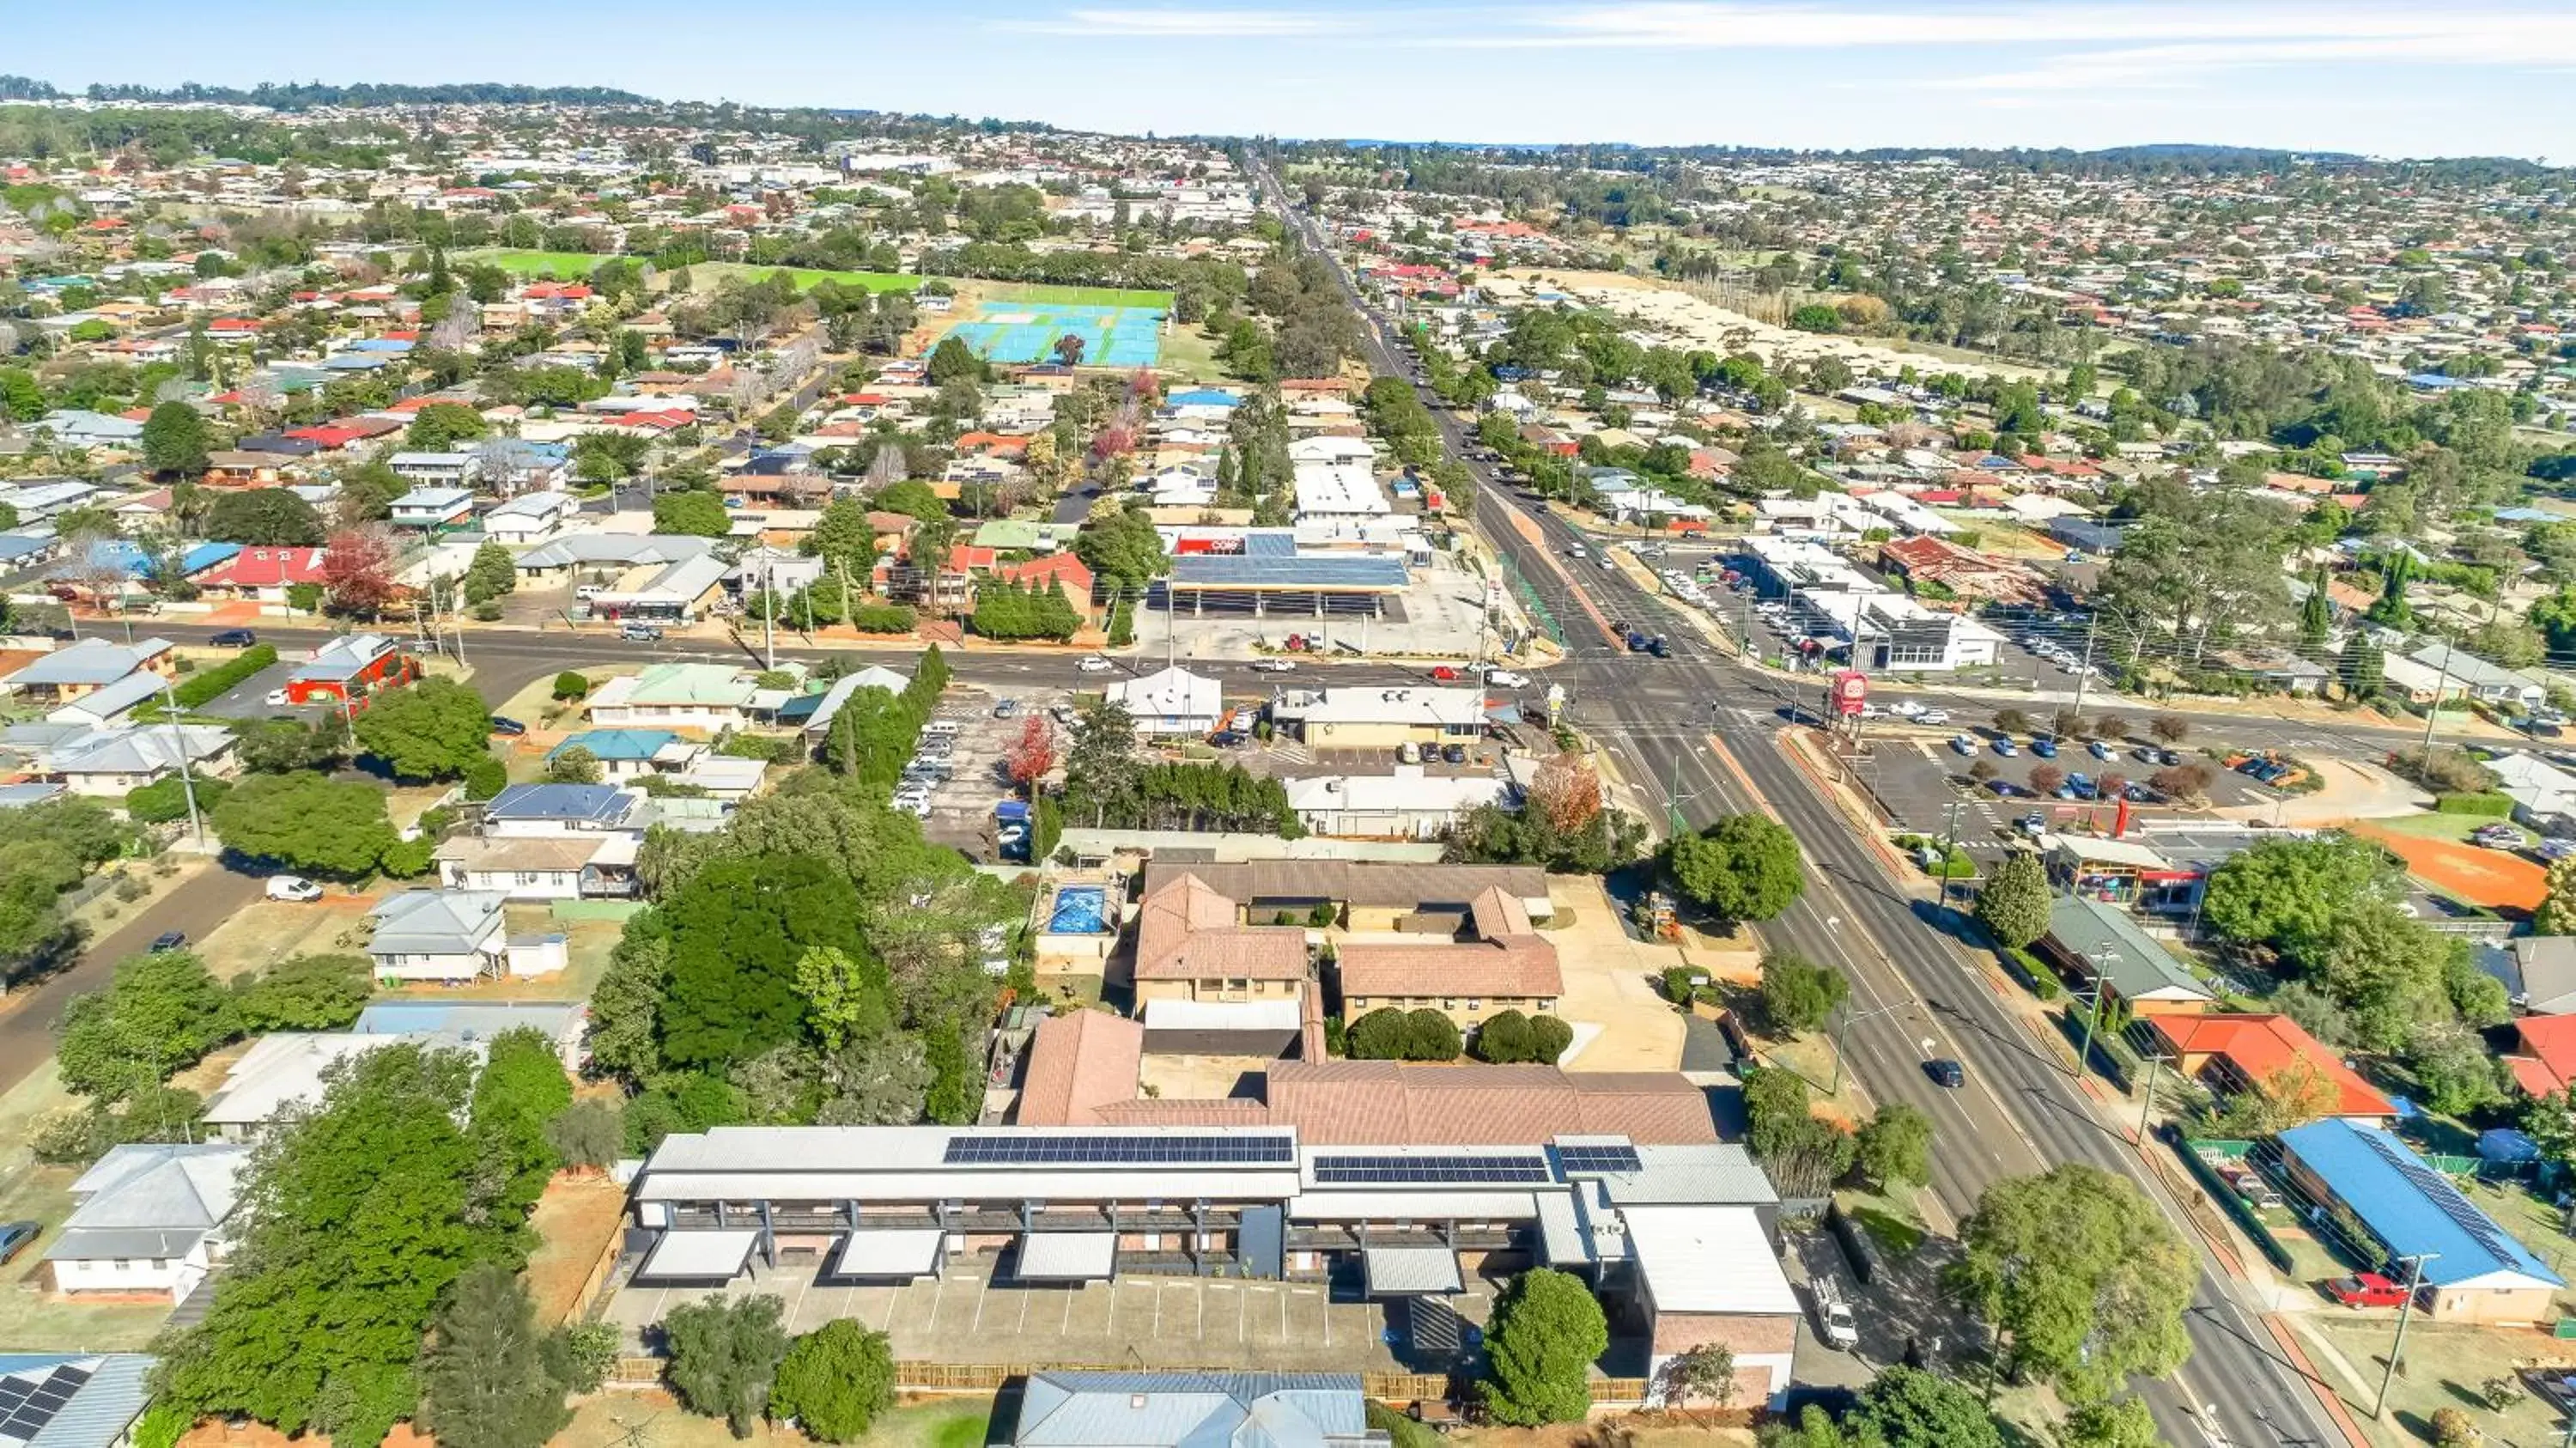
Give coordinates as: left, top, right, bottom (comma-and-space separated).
365, 888, 565, 984
42, 1142, 248, 1303
44, 725, 237, 798
1107, 666, 1224, 737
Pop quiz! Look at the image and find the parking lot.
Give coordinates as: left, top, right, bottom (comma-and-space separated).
907, 684, 1070, 859
1856, 729, 2279, 853
607, 1257, 1495, 1371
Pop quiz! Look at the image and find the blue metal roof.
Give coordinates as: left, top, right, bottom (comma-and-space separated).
548, 728, 681, 763
0, 1354, 155, 1448
2280, 1118, 2564, 1288
1168, 556, 1408, 590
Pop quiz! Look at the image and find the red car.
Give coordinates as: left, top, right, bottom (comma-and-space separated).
1430, 666, 1463, 681
2329, 1272, 2409, 1308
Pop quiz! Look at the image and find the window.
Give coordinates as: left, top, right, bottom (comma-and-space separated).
1442, 999, 1455, 1011
1467, 1000, 1480, 1012
151, 1258, 167, 1270
113, 1259, 131, 1270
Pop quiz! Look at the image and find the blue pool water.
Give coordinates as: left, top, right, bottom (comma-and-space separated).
1048, 885, 1110, 934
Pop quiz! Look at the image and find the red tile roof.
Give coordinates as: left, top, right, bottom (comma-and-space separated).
1262, 1062, 1717, 1146
1131, 873, 1307, 982
2508, 1015, 2576, 1097
1015, 1011, 1145, 1127
197, 546, 329, 588
2151, 1013, 2393, 1116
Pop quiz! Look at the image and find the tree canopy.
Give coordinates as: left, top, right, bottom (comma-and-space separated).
1668, 814, 1805, 923
1480, 1269, 1608, 1425
1952, 1164, 2194, 1398
351, 678, 493, 782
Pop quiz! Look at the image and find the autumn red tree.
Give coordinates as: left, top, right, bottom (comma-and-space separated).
1528, 750, 1603, 835
1089, 424, 1135, 461
1005, 715, 1060, 788
319, 526, 400, 618
1127, 368, 1163, 405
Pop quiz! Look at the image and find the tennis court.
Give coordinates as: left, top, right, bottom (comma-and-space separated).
940, 301, 1166, 367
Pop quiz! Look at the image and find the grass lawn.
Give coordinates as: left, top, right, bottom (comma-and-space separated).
556, 1393, 993, 1448
1156, 320, 1234, 383
2364, 810, 2525, 846
1835, 1185, 1927, 1256
0, 1166, 174, 1350
463, 250, 920, 294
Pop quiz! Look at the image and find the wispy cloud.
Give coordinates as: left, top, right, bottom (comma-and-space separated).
999, 8, 1363, 37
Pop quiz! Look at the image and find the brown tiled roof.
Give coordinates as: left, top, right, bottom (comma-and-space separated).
1091, 1097, 1271, 1127
1014, 1011, 1145, 1127
1336, 939, 1561, 1000
1137, 861, 1549, 913
1133, 873, 1307, 982
1262, 1061, 1716, 1146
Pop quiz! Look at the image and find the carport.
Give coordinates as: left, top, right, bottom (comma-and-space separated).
1015, 1232, 1118, 1282
634, 1228, 760, 1286
1361, 1244, 1464, 1298
829, 1228, 946, 1283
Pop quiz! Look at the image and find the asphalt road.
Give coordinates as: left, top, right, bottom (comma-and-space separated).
1259, 166, 2346, 1448
0, 862, 264, 1098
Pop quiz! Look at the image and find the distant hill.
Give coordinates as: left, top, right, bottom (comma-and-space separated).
0, 76, 651, 109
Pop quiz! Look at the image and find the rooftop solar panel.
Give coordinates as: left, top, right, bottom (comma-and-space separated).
1312, 1153, 1552, 1186
943, 1134, 1294, 1166
1553, 1145, 1644, 1175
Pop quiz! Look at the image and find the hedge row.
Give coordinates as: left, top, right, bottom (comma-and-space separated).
848, 604, 916, 635
173, 644, 278, 709
2434, 792, 2516, 818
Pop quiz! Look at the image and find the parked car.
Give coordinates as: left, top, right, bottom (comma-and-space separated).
264, 875, 324, 903
0, 1220, 36, 1266
1992, 738, 2019, 757
618, 622, 664, 642
1441, 743, 1468, 764
1208, 730, 1248, 748
2019, 812, 2046, 837
2030, 736, 2057, 758
209, 628, 258, 648
1076, 654, 1115, 673
149, 930, 187, 952
1250, 658, 1297, 672
2474, 824, 2525, 850
2539, 838, 2576, 862
489, 716, 526, 736
1987, 780, 2025, 798
2328, 1272, 2410, 1309
993, 698, 1021, 719
2088, 739, 2113, 761
1812, 1277, 1860, 1350
1925, 1058, 1966, 1088
1950, 734, 1978, 756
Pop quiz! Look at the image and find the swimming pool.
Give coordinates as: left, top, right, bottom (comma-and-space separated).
1048, 885, 1110, 934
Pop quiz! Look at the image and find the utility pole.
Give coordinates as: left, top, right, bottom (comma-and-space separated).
2419, 636, 2457, 762
760, 552, 775, 671
1936, 796, 1966, 909
2072, 966, 2113, 1079
2069, 611, 2099, 721
2136, 1046, 2170, 1143
2372, 1253, 2436, 1419
156, 677, 205, 849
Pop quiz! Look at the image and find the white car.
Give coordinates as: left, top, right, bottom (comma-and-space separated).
1483, 669, 1528, 688
264, 688, 292, 707
264, 875, 323, 903
1075, 655, 1115, 673
1886, 701, 1927, 720
1915, 709, 1950, 726
1250, 658, 1297, 672
892, 791, 933, 818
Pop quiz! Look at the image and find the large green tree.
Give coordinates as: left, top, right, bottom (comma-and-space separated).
141, 400, 213, 476
653, 490, 732, 538
1668, 814, 1805, 923
1757, 950, 1849, 1035
1481, 1269, 1609, 1425
352, 678, 493, 782
415, 1262, 572, 1448
204, 489, 325, 546
663, 1294, 791, 1439
1856, 1102, 1933, 1192
656, 854, 866, 1068
404, 401, 489, 451
767, 1320, 896, 1443
56, 949, 237, 1103
1975, 849, 2054, 950
2200, 832, 2403, 965
469, 1027, 573, 1221
1847, 1366, 2005, 1448
1952, 1165, 2193, 1398
210, 771, 404, 879
155, 1045, 499, 1448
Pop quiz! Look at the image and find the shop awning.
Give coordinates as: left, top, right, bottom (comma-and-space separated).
1016, 1232, 1117, 1281
832, 1229, 945, 1281
635, 1229, 759, 1284
1363, 1244, 1463, 1297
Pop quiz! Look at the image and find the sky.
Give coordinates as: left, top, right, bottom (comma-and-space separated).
13, 0, 2576, 160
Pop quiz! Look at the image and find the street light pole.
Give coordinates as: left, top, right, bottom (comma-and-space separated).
2372, 1252, 2437, 1419
156, 677, 205, 849
2136, 1048, 2170, 1142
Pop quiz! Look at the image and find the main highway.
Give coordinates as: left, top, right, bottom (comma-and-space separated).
1255, 161, 2348, 1448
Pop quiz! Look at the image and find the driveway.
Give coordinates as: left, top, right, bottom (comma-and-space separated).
0, 864, 265, 1095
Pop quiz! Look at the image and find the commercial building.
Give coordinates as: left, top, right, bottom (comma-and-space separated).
285, 633, 417, 707
2149, 1013, 2395, 1119
1271, 687, 1489, 750
2279, 1118, 2565, 1323
2035, 897, 2215, 1016
628, 1110, 1798, 1401
1106, 666, 1224, 738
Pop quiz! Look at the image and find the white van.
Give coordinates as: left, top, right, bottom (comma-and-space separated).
922, 720, 963, 739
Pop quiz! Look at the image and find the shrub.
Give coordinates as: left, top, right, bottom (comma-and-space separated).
172, 643, 278, 709
1473, 1009, 1534, 1062
1402, 1008, 1461, 1061
462, 756, 507, 800
2435, 792, 2515, 817
551, 671, 591, 701
1661, 965, 1700, 1005
847, 604, 916, 634
1307, 901, 1337, 928
2430, 1408, 2481, 1448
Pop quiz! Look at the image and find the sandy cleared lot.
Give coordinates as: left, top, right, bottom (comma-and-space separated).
1544, 878, 1686, 1072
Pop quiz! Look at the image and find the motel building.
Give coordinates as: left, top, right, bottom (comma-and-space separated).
628, 1121, 1801, 1403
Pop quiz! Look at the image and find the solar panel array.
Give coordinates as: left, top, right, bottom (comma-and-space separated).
1312, 1153, 1553, 1185
0, 1362, 93, 1445
1553, 1144, 1644, 1175
2357, 1129, 2524, 1271
944, 1135, 1294, 1166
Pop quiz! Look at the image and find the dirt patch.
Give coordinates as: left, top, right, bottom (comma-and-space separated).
1546, 877, 1688, 1072
2348, 820, 2543, 912
525, 1171, 629, 1326
196, 893, 379, 980
556, 1392, 993, 1448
